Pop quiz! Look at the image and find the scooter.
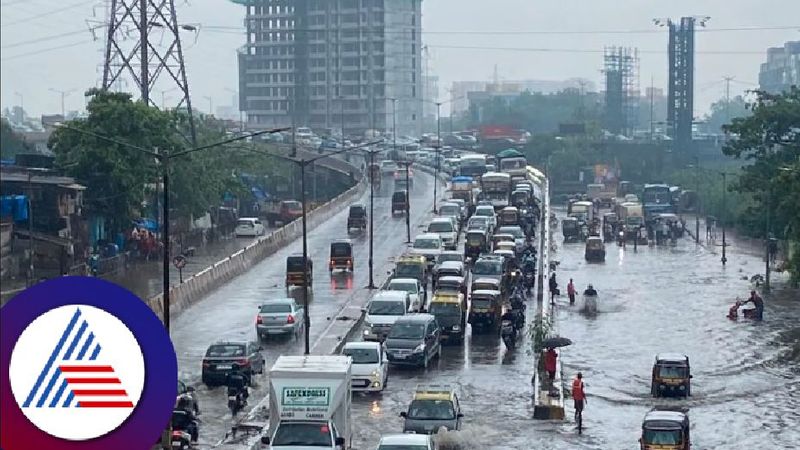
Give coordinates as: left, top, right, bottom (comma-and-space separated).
501, 320, 517, 349
170, 410, 198, 449
227, 386, 247, 417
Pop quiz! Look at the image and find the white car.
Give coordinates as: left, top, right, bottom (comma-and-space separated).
387, 278, 425, 312
410, 233, 443, 267
234, 217, 266, 237
474, 205, 497, 230
467, 216, 491, 234
342, 342, 388, 393
376, 434, 436, 450
363, 291, 412, 342
427, 218, 457, 250
380, 160, 398, 175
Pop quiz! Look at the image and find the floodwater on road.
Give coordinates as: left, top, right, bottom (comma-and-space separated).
345, 207, 799, 450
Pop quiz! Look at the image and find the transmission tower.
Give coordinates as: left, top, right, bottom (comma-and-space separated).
102, 0, 197, 144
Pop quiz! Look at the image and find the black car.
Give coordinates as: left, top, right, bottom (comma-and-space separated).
201, 341, 265, 386
385, 314, 442, 368
347, 204, 367, 232
392, 190, 408, 215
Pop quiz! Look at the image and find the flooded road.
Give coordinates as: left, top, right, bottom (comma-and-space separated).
168, 172, 438, 445
345, 207, 800, 450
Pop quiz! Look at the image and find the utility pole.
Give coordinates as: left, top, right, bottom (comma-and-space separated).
721, 172, 727, 265
433, 102, 442, 212
26, 171, 35, 286
204, 96, 213, 115
693, 157, 700, 244
649, 76, 655, 141
765, 184, 771, 293
724, 76, 734, 128
49, 88, 76, 118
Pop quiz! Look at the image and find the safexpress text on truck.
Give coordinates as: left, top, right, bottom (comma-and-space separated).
264, 356, 353, 450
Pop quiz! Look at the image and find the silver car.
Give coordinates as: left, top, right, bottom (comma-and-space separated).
256, 298, 305, 339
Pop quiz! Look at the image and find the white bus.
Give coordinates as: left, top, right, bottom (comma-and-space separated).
480, 172, 512, 210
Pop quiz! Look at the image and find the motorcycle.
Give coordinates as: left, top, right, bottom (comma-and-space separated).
617, 231, 625, 247
170, 410, 198, 449
227, 386, 247, 417
501, 320, 517, 349
523, 271, 535, 294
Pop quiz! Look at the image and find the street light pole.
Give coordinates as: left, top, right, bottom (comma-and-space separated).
368, 149, 376, 289
721, 172, 727, 265
49, 88, 76, 118
694, 158, 700, 244
433, 102, 441, 213
160, 150, 171, 331
300, 161, 311, 355
339, 96, 345, 139
764, 184, 771, 293
405, 159, 411, 243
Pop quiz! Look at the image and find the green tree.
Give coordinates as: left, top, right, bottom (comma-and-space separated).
1, 119, 32, 160
703, 95, 751, 134
723, 87, 800, 283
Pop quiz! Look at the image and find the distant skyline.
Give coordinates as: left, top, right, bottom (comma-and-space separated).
2, 0, 798, 120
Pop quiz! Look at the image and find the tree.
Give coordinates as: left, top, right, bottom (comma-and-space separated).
48, 89, 251, 235
723, 87, 800, 283
1, 119, 32, 160
703, 95, 751, 134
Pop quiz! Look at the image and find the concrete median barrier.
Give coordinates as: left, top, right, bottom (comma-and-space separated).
145, 170, 367, 322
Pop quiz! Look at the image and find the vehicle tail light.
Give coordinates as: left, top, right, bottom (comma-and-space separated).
256, 315, 263, 324
287, 315, 295, 324
330, 259, 335, 266
237, 358, 250, 366
346, 259, 352, 266
202, 360, 210, 368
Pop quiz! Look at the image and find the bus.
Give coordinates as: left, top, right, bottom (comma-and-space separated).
642, 184, 673, 218
459, 154, 487, 178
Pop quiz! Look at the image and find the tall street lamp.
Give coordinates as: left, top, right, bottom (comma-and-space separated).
433, 101, 442, 212
247, 140, 382, 353
721, 171, 729, 266
58, 124, 289, 332
49, 88, 77, 118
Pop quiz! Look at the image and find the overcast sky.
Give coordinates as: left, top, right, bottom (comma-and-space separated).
2, 0, 798, 119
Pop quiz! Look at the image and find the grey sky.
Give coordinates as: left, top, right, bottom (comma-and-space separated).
2, 0, 798, 119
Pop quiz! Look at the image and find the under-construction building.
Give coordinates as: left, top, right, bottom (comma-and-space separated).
667, 17, 696, 147
236, 0, 423, 136
603, 46, 639, 136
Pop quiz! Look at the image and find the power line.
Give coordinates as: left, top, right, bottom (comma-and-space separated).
2, 28, 91, 49
201, 24, 800, 35
426, 44, 765, 55
2, 0, 95, 27
1, 39, 93, 61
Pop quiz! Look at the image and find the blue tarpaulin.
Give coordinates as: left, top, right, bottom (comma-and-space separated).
250, 186, 269, 201
451, 176, 473, 183
1, 195, 28, 221
133, 218, 159, 232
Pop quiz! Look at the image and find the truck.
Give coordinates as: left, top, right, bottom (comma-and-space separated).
264, 200, 304, 227
586, 183, 616, 208
263, 356, 352, 449
618, 201, 645, 242
495, 148, 527, 178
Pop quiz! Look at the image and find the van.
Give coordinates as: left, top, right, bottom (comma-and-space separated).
362, 291, 412, 342
385, 314, 441, 368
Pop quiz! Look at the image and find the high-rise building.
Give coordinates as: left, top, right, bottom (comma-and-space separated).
237, 0, 423, 137
759, 41, 800, 94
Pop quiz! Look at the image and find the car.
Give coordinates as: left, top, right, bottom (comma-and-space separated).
426, 218, 458, 250
473, 205, 497, 230
432, 251, 465, 280
376, 433, 436, 450
381, 160, 398, 175
495, 225, 526, 253
201, 340, 265, 386
384, 314, 442, 368
342, 342, 389, 393
437, 202, 462, 226
255, 298, 305, 339
471, 256, 506, 288
400, 384, 463, 434
448, 198, 468, 222
410, 233, 443, 267
467, 216, 491, 234
234, 217, 266, 237
363, 290, 413, 342
387, 278, 425, 312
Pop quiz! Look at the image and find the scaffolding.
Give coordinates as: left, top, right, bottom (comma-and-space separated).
603, 46, 640, 137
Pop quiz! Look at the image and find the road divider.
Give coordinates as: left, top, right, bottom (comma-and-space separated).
145, 170, 366, 322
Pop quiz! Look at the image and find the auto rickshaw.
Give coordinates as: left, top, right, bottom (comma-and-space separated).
495, 241, 517, 256
562, 216, 581, 243
329, 239, 354, 272
511, 190, 529, 208
639, 407, 691, 450
347, 204, 367, 232
492, 249, 518, 276
428, 291, 467, 343
602, 212, 619, 241
651, 354, 691, 398
471, 277, 504, 299
468, 289, 503, 332
464, 230, 488, 260
391, 190, 408, 215
584, 236, 606, 262
286, 254, 313, 289
393, 254, 427, 286
498, 206, 520, 227
434, 275, 467, 298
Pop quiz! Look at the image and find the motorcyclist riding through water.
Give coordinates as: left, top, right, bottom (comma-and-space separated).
225, 364, 249, 412
583, 284, 598, 296
173, 393, 199, 443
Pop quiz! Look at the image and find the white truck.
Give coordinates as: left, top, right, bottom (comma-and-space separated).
263, 356, 352, 450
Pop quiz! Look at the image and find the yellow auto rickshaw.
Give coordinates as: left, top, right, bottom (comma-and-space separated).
468, 289, 503, 332
428, 291, 467, 342
329, 239, 353, 272
286, 254, 313, 289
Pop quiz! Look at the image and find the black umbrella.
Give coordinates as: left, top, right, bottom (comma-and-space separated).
542, 336, 572, 348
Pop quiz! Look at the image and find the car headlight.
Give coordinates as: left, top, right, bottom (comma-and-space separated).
679, 385, 686, 390
371, 369, 380, 378
413, 343, 426, 353
452, 325, 461, 332
363, 329, 370, 335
